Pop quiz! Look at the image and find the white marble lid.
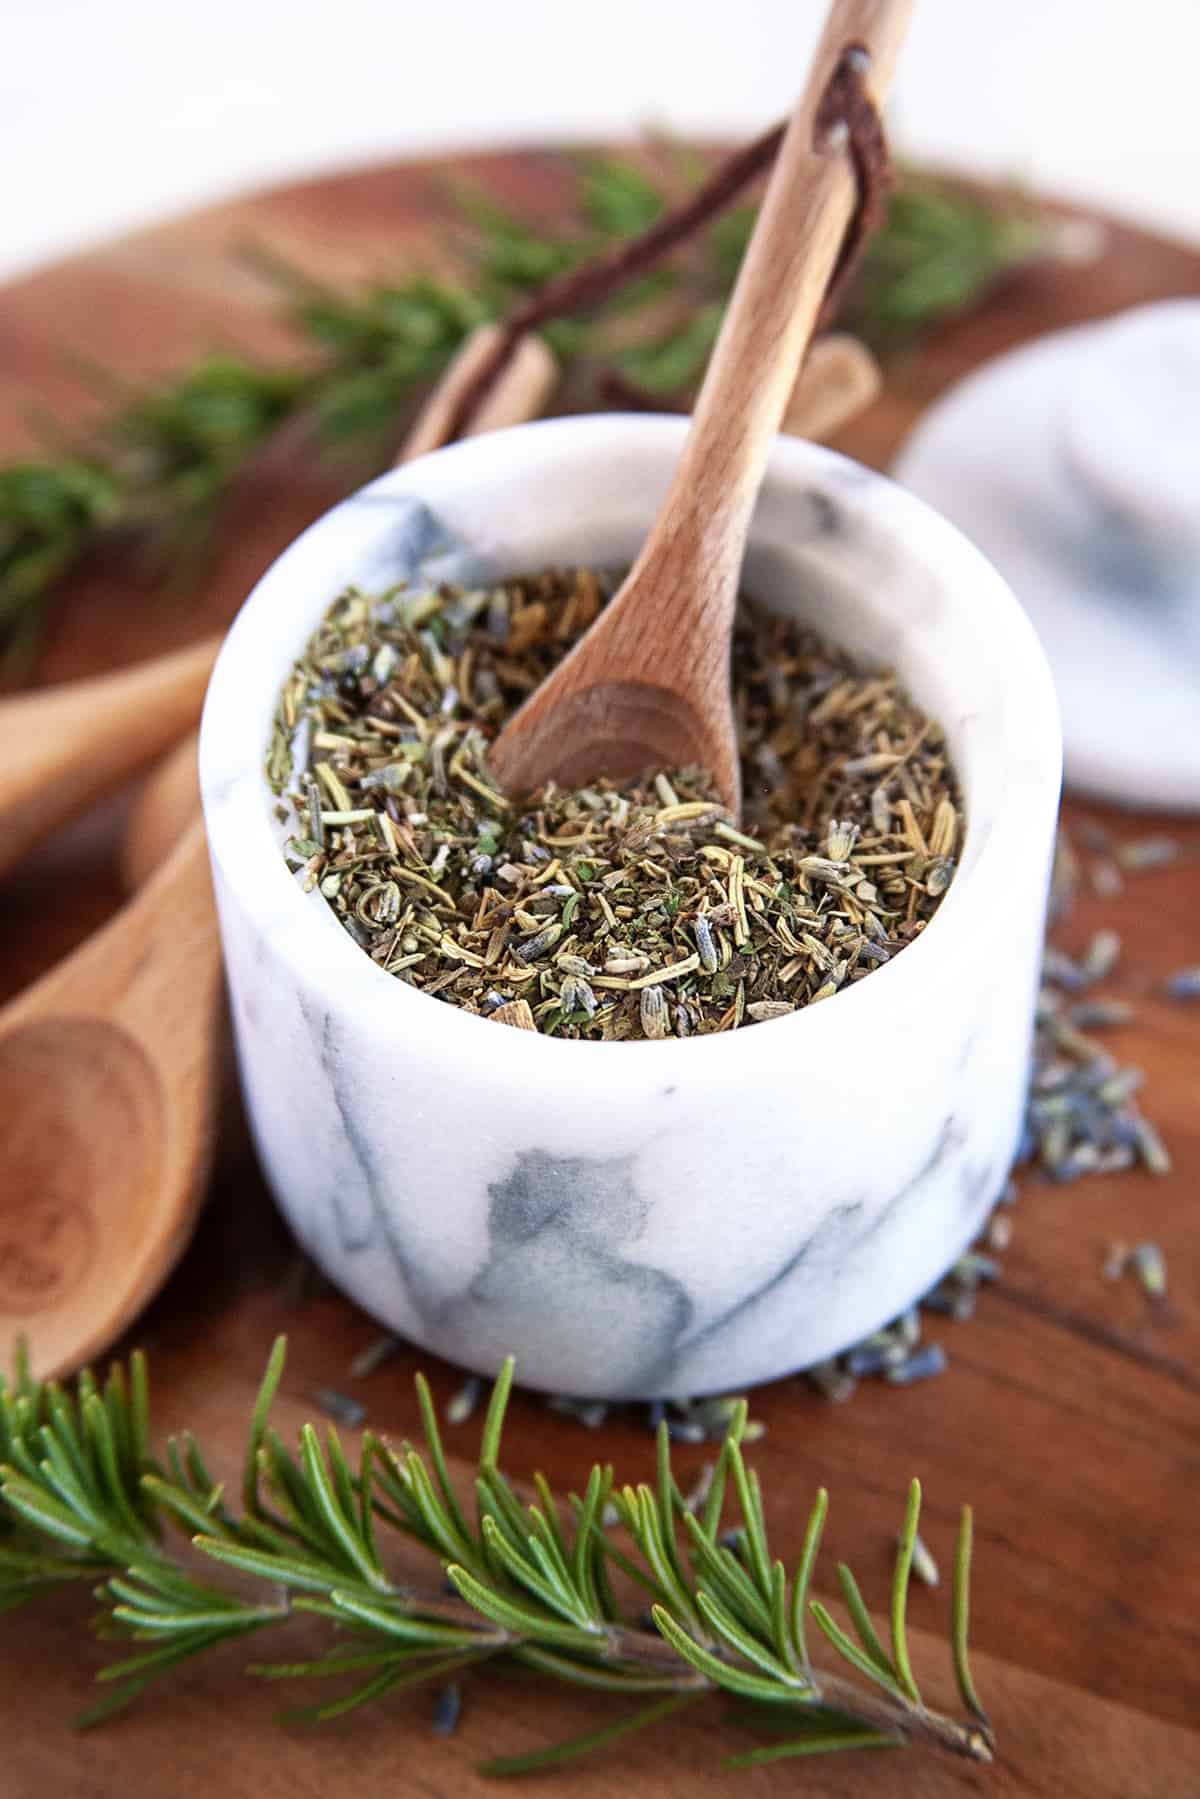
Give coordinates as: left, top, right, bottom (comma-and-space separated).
894, 301, 1200, 812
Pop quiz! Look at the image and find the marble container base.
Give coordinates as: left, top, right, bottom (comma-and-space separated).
199, 417, 1061, 1399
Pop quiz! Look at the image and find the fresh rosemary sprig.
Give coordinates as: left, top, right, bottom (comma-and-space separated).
0, 152, 1045, 670
0, 1338, 993, 1771
845, 174, 1046, 344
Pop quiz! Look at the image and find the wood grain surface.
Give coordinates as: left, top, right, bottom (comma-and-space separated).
1, 145, 1198, 1797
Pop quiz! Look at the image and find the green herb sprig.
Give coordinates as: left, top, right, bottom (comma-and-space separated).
846, 176, 1046, 343
0, 150, 1046, 673
0, 1337, 993, 1771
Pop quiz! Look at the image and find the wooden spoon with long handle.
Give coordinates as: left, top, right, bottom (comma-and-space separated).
490, 0, 912, 812
0, 770, 219, 1379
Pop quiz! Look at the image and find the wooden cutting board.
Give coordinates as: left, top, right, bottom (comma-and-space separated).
1, 148, 1198, 1797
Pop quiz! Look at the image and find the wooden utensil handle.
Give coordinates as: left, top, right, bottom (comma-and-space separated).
111, 820, 219, 1037
0, 636, 218, 879
121, 732, 202, 891
636, 0, 911, 603
2, 817, 218, 1038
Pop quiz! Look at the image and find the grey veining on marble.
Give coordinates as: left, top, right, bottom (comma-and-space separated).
200, 416, 1061, 1397
895, 301, 1200, 813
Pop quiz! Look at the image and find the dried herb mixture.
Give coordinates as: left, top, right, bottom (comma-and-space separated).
269, 569, 961, 1039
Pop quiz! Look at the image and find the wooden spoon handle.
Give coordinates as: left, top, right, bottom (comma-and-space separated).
5, 817, 218, 1028
628, 0, 911, 612
398, 324, 558, 464
784, 332, 882, 441
110, 820, 221, 1039
0, 636, 218, 880
120, 732, 202, 891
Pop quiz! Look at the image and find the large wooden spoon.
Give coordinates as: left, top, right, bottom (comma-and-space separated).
489, 0, 912, 811
0, 774, 220, 1378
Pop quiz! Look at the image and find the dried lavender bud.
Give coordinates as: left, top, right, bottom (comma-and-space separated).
546, 1394, 609, 1430
987, 1212, 1013, 1252
1115, 835, 1178, 871
1131, 1241, 1167, 1299
693, 913, 719, 972
446, 1377, 483, 1425
807, 1359, 857, 1403
1041, 946, 1086, 991
1079, 928, 1121, 983
310, 1388, 367, 1428
349, 1335, 401, 1379
1090, 858, 1123, 898
925, 856, 955, 896
640, 985, 670, 1040
1133, 1117, 1171, 1176
1101, 1241, 1130, 1282
885, 1343, 948, 1386
431, 1684, 462, 1737
1068, 999, 1134, 1030
560, 974, 598, 1018
907, 1532, 940, 1587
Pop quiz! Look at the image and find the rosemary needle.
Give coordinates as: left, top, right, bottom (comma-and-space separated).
1, 163, 1044, 672
0, 1338, 993, 1773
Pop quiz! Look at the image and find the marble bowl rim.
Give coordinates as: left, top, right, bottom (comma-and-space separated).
198, 412, 1062, 1074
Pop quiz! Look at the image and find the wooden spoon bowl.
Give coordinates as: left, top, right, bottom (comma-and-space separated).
0, 804, 221, 1377
0, 1020, 166, 1370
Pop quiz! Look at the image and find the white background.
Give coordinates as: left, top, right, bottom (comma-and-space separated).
2, 0, 1198, 283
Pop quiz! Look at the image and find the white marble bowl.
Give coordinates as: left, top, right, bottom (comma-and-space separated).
199, 416, 1060, 1399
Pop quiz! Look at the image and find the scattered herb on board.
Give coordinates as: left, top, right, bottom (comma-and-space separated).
0, 1339, 993, 1770
0, 147, 1055, 670
269, 569, 960, 1038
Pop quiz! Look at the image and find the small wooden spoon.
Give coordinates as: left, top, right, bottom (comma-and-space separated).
489, 0, 912, 811
785, 332, 882, 442
0, 788, 221, 1378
